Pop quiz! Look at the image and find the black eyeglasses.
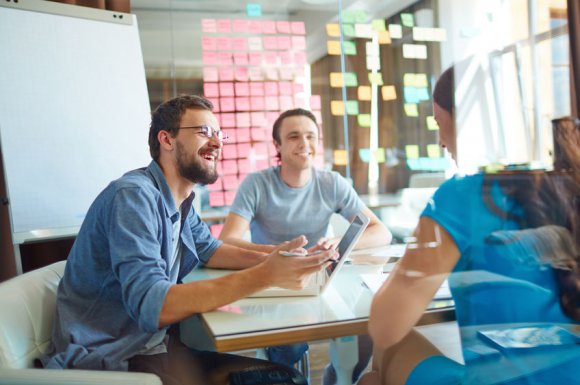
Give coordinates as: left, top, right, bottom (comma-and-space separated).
179, 125, 228, 142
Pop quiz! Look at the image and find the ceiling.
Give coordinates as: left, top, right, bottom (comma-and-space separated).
130, 0, 416, 77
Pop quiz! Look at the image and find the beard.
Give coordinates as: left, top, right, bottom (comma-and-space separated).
175, 141, 219, 185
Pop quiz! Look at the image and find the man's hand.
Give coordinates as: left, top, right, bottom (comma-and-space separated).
308, 236, 341, 253
260, 236, 338, 290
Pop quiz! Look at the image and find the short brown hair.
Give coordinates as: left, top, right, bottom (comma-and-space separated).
272, 108, 319, 162
148, 95, 213, 160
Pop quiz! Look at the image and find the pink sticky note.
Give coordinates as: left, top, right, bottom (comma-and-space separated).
248, 20, 262, 34
203, 52, 218, 65
206, 179, 222, 191
248, 52, 263, 66
251, 127, 267, 140
265, 97, 279, 111
249, 67, 264, 81
292, 36, 306, 50
250, 83, 264, 96
201, 19, 217, 33
203, 83, 219, 97
234, 67, 249, 82
216, 37, 232, 51
277, 36, 292, 50
203, 67, 219, 82
224, 191, 237, 206
264, 82, 279, 96
237, 143, 251, 158
209, 191, 225, 207
210, 224, 223, 238
217, 19, 231, 33
294, 96, 305, 108
251, 112, 267, 126
310, 95, 321, 110
201, 37, 217, 51
294, 83, 304, 93
232, 37, 248, 51
262, 20, 277, 34
219, 67, 234, 81
253, 143, 269, 157
232, 19, 249, 33
238, 159, 251, 174
291, 21, 306, 35
219, 113, 236, 128
255, 159, 270, 170
219, 82, 234, 96
278, 52, 292, 65
266, 112, 279, 125
263, 36, 278, 50
247, 37, 262, 51
221, 160, 237, 175
223, 175, 239, 190
210, 100, 220, 112
264, 52, 278, 65
236, 112, 251, 126
265, 68, 279, 80
250, 97, 265, 111
294, 52, 307, 65
237, 128, 251, 142
218, 52, 233, 65
235, 82, 250, 96
220, 97, 235, 112
279, 68, 294, 80
313, 110, 322, 124
222, 144, 238, 160
233, 52, 248, 65
276, 21, 291, 34
278, 81, 293, 95
279, 96, 294, 110
235, 98, 250, 112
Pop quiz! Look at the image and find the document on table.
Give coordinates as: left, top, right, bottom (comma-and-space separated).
360, 273, 452, 300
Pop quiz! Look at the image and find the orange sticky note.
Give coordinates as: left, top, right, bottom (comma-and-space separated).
358, 86, 372, 101
330, 72, 343, 87
378, 30, 391, 44
331, 100, 345, 116
326, 23, 340, 37
327, 40, 341, 55
333, 150, 348, 166
381, 85, 397, 101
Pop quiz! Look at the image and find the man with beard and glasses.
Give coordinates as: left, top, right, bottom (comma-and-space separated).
41, 95, 335, 385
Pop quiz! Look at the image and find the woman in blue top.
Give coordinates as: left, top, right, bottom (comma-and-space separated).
359, 67, 580, 385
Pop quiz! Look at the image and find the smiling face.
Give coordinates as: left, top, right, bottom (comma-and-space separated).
275, 115, 319, 171
433, 102, 457, 161
174, 108, 222, 185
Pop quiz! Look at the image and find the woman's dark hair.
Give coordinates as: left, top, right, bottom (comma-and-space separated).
433, 66, 455, 114
148, 95, 213, 160
482, 119, 580, 320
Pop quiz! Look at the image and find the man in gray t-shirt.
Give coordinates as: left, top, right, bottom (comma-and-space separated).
219, 108, 392, 383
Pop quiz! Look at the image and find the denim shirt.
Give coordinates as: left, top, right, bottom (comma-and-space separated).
42, 161, 221, 370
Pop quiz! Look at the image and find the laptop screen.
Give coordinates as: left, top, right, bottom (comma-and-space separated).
324, 213, 369, 279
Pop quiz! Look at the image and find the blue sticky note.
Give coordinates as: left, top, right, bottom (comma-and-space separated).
417, 87, 430, 101
359, 148, 371, 162
404, 87, 420, 104
246, 3, 262, 17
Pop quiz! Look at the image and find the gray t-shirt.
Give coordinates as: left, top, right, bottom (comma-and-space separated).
230, 166, 364, 248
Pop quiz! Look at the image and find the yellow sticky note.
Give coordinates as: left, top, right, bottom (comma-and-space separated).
374, 148, 386, 163
345, 100, 359, 115
358, 86, 372, 101
381, 85, 397, 101
327, 40, 341, 55
330, 72, 343, 87
371, 19, 386, 32
404, 103, 419, 117
331, 100, 345, 116
326, 23, 341, 37
368, 72, 384, 85
334, 149, 348, 166
403, 73, 416, 87
358, 114, 371, 127
415, 73, 428, 88
405, 145, 420, 159
378, 30, 391, 44
426, 144, 441, 158
426, 116, 439, 130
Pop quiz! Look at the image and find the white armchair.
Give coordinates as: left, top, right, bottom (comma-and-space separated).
0, 261, 161, 385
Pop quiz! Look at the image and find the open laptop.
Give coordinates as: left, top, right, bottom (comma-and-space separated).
192, 212, 370, 297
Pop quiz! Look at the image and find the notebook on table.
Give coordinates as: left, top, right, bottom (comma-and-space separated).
193, 212, 370, 297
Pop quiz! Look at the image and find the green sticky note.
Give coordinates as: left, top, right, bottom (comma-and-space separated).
355, 10, 368, 23
427, 144, 441, 158
246, 3, 262, 17
359, 148, 371, 162
342, 24, 356, 37
372, 19, 386, 32
344, 72, 358, 87
405, 145, 420, 159
426, 116, 439, 130
341, 10, 356, 24
374, 148, 386, 163
345, 100, 359, 115
401, 13, 414, 27
344, 41, 357, 55
368, 72, 384, 85
404, 103, 419, 117
358, 114, 371, 127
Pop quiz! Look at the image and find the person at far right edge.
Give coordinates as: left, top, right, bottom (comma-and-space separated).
358, 66, 580, 385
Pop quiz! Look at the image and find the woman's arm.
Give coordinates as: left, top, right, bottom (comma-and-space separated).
368, 216, 460, 349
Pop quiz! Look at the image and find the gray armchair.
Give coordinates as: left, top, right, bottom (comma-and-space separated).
0, 261, 161, 385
